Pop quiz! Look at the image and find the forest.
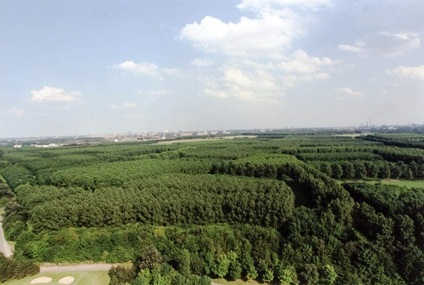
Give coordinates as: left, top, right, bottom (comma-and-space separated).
0, 132, 423, 284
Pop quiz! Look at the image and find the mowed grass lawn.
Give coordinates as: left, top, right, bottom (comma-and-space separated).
2, 271, 109, 285
3, 274, 266, 285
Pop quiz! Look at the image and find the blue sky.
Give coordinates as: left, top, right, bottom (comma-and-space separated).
1, 0, 423, 138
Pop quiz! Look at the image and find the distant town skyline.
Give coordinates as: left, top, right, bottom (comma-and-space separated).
1, 0, 424, 138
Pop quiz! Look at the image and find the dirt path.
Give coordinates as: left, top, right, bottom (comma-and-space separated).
40, 263, 114, 272
0, 220, 13, 257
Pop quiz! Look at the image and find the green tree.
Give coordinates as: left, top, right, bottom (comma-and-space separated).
354, 162, 367, 179
212, 254, 230, 278
331, 163, 343, 180
228, 251, 242, 280
319, 163, 332, 177
133, 269, 152, 285
109, 266, 136, 285
379, 163, 391, 179
245, 261, 258, 280
278, 265, 298, 285
178, 249, 191, 277
319, 264, 337, 285
262, 268, 274, 283
341, 162, 355, 179
298, 264, 319, 285
136, 245, 163, 271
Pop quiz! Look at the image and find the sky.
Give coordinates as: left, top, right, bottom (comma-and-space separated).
1, 0, 424, 138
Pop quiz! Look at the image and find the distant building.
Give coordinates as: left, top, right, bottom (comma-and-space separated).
179, 132, 193, 137
196, 131, 208, 136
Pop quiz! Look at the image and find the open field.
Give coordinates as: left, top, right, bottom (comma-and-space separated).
2, 271, 109, 285
212, 278, 267, 285
372, 179, 424, 189
157, 135, 257, 145
338, 179, 424, 189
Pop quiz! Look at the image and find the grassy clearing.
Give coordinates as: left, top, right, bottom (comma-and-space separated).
157, 136, 257, 145
212, 278, 269, 285
339, 179, 424, 189
2, 271, 109, 285
368, 179, 424, 189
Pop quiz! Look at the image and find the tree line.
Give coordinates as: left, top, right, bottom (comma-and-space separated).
4, 174, 294, 233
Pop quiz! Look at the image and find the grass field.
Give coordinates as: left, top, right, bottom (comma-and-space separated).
2, 271, 109, 285
3, 274, 265, 285
212, 278, 268, 285
369, 179, 424, 189
340, 179, 424, 189
157, 135, 257, 145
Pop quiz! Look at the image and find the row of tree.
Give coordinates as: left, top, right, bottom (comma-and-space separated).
362, 134, 424, 149
316, 160, 424, 179
4, 174, 294, 233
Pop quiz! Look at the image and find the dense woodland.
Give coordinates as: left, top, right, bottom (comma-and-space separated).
0, 132, 423, 284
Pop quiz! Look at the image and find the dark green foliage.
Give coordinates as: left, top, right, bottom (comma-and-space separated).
345, 182, 424, 284
136, 245, 163, 271
0, 165, 35, 190
362, 134, 424, 149
297, 263, 319, 285
109, 265, 136, 285
10, 174, 294, 232
0, 252, 39, 282
319, 264, 337, 285
0, 134, 422, 284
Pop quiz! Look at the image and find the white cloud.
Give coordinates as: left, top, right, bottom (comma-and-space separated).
388, 65, 424, 81
225, 68, 252, 88
181, 0, 332, 57
110, 102, 137, 109
139, 89, 174, 97
191, 58, 215, 68
181, 12, 301, 57
205, 67, 281, 103
237, 0, 332, 12
31, 86, 82, 103
282, 73, 330, 87
279, 50, 335, 74
116, 61, 159, 76
338, 42, 365, 53
338, 31, 420, 57
5, 107, 24, 117
202, 50, 338, 103
115, 61, 181, 79
336, 87, 364, 97
279, 50, 337, 86
162, 68, 180, 76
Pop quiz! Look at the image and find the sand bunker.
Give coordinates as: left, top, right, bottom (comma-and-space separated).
58, 276, 75, 284
31, 277, 52, 284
